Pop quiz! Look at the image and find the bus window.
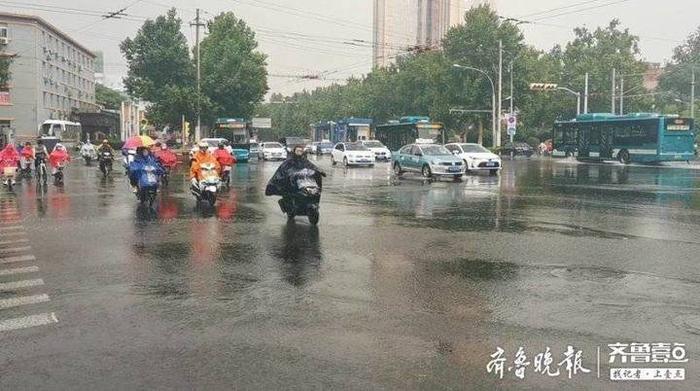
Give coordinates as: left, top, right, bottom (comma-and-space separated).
563, 124, 577, 144
553, 124, 564, 144
589, 125, 600, 146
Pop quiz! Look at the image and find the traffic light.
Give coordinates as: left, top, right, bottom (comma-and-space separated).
529, 83, 558, 91
183, 121, 190, 139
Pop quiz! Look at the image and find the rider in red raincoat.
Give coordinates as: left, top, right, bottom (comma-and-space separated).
153, 142, 178, 170
0, 144, 20, 186
48, 143, 70, 175
213, 143, 236, 166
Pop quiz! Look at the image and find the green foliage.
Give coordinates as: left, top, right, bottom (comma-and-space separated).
121, 9, 197, 127
658, 26, 700, 116
258, 6, 660, 145
95, 84, 127, 110
0, 55, 11, 87
200, 12, 269, 121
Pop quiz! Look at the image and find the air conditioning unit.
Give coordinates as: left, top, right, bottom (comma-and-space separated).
0, 37, 8, 45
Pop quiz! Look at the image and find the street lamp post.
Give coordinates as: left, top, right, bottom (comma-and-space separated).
453, 64, 497, 148
556, 87, 582, 116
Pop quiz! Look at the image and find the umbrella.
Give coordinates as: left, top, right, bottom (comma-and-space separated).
123, 135, 155, 150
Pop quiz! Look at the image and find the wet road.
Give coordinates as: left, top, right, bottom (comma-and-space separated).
1, 155, 699, 390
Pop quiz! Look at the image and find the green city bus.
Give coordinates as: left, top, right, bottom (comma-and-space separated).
553, 113, 696, 164
375, 117, 446, 152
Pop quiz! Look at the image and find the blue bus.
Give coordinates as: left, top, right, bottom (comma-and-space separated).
312, 118, 373, 143
553, 113, 695, 164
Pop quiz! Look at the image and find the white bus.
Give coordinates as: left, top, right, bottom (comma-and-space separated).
39, 120, 81, 150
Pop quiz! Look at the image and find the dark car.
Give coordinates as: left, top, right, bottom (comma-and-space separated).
500, 142, 534, 158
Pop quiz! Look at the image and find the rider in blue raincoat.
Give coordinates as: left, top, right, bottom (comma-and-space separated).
128, 147, 163, 192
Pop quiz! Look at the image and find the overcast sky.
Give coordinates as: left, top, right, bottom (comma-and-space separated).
2, 0, 697, 97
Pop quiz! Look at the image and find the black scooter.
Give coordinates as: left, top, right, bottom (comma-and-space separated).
278, 168, 322, 225
99, 151, 113, 178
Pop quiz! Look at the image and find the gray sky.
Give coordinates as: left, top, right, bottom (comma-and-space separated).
2, 0, 697, 97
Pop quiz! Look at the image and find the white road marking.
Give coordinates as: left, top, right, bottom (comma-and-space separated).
0, 312, 58, 332
0, 255, 36, 264
0, 231, 27, 238
0, 238, 29, 246
0, 246, 32, 253
0, 294, 50, 309
0, 266, 39, 276
0, 226, 24, 231
0, 278, 44, 290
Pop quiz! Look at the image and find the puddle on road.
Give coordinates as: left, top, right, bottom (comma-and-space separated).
442, 258, 519, 281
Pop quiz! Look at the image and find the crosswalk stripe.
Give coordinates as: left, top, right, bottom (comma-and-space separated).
0, 312, 58, 332
0, 231, 27, 238
0, 246, 32, 253
0, 238, 29, 246
0, 266, 39, 276
0, 226, 23, 231
0, 294, 50, 310
0, 279, 44, 290
0, 255, 35, 264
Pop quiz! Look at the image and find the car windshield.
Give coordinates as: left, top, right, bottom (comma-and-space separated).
363, 141, 384, 148
420, 145, 451, 156
461, 144, 490, 153
265, 143, 283, 148
345, 143, 369, 151
204, 140, 224, 148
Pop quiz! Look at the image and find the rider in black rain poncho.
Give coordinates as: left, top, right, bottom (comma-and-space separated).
265, 145, 326, 197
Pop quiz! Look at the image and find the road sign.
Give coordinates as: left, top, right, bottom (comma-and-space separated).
506, 114, 517, 136
252, 117, 272, 128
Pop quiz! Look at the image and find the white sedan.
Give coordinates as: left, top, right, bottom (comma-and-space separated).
259, 142, 287, 161
360, 140, 392, 161
331, 142, 375, 167
444, 143, 502, 175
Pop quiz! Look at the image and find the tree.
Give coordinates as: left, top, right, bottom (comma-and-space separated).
120, 8, 196, 127
658, 26, 700, 116
559, 20, 649, 114
95, 84, 126, 110
0, 55, 11, 87
200, 12, 268, 121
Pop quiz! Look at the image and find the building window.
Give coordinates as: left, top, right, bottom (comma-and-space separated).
0, 85, 10, 106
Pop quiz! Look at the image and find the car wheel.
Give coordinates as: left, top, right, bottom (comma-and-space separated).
393, 163, 403, 177
369, 164, 374, 168
308, 209, 319, 225
453, 175, 462, 181
421, 165, 432, 178
331, 156, 337, 166
565, 150, 575, 158
618, 149, 631, 165
463, 160, 471, 174
489, 169, 498, 176
343, 157, 348, 167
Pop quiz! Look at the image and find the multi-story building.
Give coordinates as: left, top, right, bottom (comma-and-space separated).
0, 12, 97, 144
373, 0, 467, 67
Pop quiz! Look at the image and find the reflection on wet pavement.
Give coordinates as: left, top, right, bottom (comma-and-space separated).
2, 156, 699, 390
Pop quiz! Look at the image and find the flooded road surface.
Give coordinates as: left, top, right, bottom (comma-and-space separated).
0, 156, 699, 390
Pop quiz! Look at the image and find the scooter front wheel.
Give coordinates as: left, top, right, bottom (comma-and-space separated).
308, 209, 319, 225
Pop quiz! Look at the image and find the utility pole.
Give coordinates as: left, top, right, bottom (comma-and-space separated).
583, 72, 589, 114
509, 62, 514, 114
611, 68, 616, 114
619, 75, 624, 115
497, 40, 503, 147
191, 9, 205, 141
691, 67, 696, 119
